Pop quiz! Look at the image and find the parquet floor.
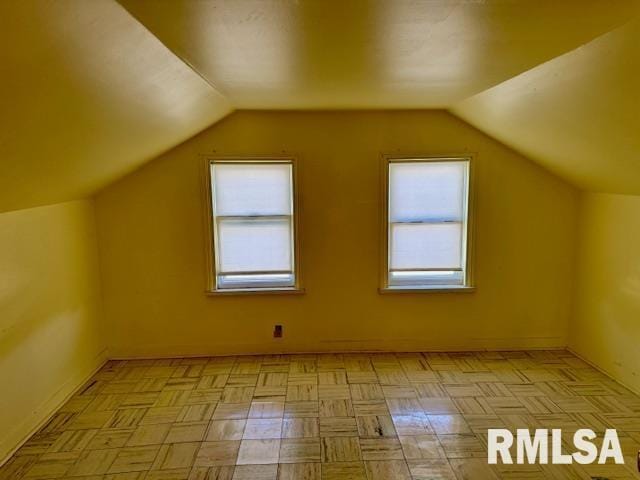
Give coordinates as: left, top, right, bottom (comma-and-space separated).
2, 350, 640, 479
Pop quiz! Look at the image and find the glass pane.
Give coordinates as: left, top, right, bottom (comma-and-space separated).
389, 161, 467, 222
218, 218, 292, 272
389, 270, 464, 287
390, 223, 462, 270
218, 273, 294, 289
212, 163, 292, 216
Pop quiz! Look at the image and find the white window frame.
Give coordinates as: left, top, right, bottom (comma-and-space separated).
380, 155, 475, 293
203, 156, 302, 295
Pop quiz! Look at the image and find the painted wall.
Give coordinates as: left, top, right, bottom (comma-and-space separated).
95, 110, 578, 357
570, 192, 640, 393
0, 200, 105, 462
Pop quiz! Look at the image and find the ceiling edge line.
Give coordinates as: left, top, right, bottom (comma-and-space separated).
445, 108, 587, 193
113, 0, 235, 106
451, 9, 640, 107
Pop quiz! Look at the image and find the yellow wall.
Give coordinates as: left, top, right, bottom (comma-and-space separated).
570, 192, 640, 393
0, 200, 105, 462
95, 111, 578, 358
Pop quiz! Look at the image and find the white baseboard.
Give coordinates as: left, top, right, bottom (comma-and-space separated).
0, 348, 108, 466
0, 337, 569, 466
108, 336, 566, 359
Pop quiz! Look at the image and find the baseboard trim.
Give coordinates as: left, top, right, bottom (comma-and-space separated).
108, 336, 567, 359
567, 347, 640, 397
0, 348, 109, 467
0, 338, 570, 466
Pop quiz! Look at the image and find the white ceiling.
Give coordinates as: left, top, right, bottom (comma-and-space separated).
119, 0, 637, 108
1, 0, 639, 213
452, 18, 640, 194
0, 0, 231, 213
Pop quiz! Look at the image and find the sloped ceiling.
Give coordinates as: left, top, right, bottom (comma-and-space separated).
452, 17, 640, 194
119, 0, 636, 109
1, 0, 639, 213
0, 0, 231, 213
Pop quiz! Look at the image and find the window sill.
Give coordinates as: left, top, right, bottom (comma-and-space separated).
206, 287, 305, 296
379, 285, 475, 294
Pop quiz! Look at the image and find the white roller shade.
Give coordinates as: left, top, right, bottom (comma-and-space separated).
212, 163, 292, 216
390, 223, 462, 270
387, 159, 469, 288
389, 161, 465, 222
217, 218, 292, 273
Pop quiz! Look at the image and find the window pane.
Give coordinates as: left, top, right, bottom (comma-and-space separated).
213, 163, 292, 216
218, 273, 294, 289
389, 270, 464, 287
390, 223, 462, 270
389, 161, 466, 222
218, 218, 292, 273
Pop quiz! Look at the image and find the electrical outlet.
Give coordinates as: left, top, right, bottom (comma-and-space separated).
273, 324, 283, 338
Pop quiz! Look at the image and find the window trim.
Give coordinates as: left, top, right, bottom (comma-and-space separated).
379, 154, 476, 293
202, 156, 303, 295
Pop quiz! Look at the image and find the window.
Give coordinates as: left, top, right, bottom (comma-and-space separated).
383, 157, 472, 291
206, 158, 300, 293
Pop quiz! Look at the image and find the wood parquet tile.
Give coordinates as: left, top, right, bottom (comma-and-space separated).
3, 350, 640, 479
